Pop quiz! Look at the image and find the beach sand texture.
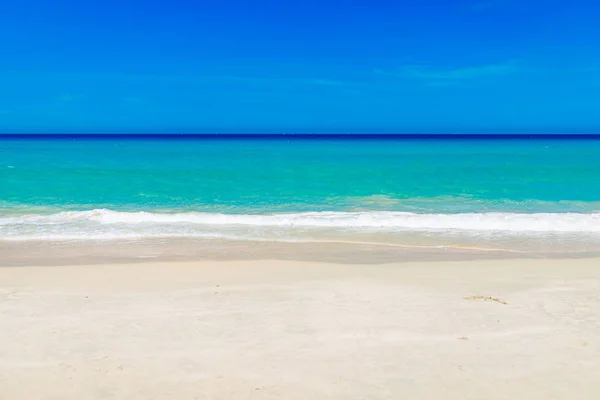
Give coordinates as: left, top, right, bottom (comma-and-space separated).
1, 258, 600, 399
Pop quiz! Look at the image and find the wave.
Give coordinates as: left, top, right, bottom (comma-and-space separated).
2, 209, 600, 232
335, 195, 600, 213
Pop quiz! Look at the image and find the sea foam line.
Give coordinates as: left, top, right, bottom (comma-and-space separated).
1, 209, 600, 232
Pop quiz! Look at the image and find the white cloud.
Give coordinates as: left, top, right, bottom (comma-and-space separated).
377, 62, 519, 84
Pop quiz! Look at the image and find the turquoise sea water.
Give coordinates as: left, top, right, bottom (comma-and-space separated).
2, 135, 600, 253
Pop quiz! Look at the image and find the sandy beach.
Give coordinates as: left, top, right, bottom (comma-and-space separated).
1, 258, 599, 399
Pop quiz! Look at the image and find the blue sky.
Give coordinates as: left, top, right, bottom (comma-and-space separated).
1, 0, 599, 133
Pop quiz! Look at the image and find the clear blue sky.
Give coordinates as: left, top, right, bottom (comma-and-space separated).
1, 0, 599, 133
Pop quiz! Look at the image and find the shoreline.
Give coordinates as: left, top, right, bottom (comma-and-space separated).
2, 258, 600, 399
3, 238, 600, 267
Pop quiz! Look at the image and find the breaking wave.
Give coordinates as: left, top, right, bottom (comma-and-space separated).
1, 209, 600, 234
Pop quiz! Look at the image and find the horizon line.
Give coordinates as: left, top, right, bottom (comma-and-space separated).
1, 133, 600, 140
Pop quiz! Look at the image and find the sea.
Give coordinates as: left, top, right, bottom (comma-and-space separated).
2, 134, 600, 262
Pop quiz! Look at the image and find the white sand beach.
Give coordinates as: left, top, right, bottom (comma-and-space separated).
1, 258, 600, 399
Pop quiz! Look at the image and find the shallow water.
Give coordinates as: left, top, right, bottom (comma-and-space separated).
2, 135, 600, 255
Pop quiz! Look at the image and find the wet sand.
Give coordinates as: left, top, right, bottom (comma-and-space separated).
3, 237, 595, 268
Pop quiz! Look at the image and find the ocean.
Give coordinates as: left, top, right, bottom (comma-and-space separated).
2, 134, 600, 258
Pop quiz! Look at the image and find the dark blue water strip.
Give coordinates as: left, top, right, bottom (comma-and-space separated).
1, 133, 600, 140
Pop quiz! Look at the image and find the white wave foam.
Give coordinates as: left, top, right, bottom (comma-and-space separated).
0, 232, 239, 241
2, 209, 600, 232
